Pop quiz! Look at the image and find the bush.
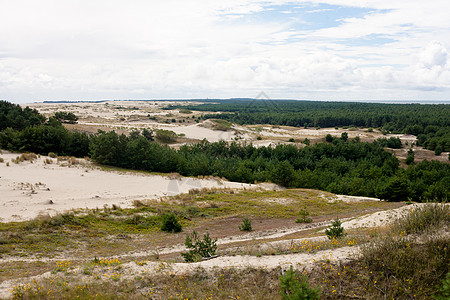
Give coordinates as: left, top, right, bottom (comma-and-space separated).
239, 217, 252, 231
155, 129, 177, 143
181, 231, 217, 262
54, 111, 78, 124
160, 213, 182, 233
325, 218, 345, 239
280, 266, 321, 300
434, 272, 450, 300
295, 208, 312, 223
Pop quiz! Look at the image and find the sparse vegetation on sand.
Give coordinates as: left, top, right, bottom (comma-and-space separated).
0, 100, 449, 299
0, 188, 398, 258
5, 204, 447, 299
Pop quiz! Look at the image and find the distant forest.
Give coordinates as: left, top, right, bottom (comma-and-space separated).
1, 100, 449, 202
166, 100, 450, 153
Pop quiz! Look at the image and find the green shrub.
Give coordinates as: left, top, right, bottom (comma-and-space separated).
239, 218, 252, 231
155, 129, 177, 143
434, 272, 450, 300
181, 231, 217, 262
295, 208, 312, 223
160, 213, 182, 233
280, 266, 321, 300
325, 218, 345, 239
54, 111, 78, 124
288, 138, 295, 142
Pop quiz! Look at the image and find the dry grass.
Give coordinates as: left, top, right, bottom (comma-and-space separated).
10, 265, 282, 300
11, 153, 37, 164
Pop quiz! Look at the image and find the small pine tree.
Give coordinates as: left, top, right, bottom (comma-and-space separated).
296, 208, 312, 223
325, 217, 345, 239
181, 231, 217, 262
160, 213, 182, 233
239, 217, 252, 231
280, 266, 321, 300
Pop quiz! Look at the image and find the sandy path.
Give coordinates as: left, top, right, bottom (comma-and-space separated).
0, 246, 357, 299
0, 152, 275, 222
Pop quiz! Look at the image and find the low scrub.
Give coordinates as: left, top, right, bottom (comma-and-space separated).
359, 204, 450, 298
160, 213, 182, 233
392, 203, 449, 235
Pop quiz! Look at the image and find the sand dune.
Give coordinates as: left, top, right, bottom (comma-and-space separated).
0, 152, 275, 222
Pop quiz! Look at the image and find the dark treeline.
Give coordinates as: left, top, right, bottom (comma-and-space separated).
166, 100, 450, 153
1, 100, 448, 202
0, 100, 45, 130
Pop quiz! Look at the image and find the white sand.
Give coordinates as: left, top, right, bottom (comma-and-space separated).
341, 204, 426, 229
0, 152, 274, 222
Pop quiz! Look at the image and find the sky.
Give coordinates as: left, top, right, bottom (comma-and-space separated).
1, 0, 450, 104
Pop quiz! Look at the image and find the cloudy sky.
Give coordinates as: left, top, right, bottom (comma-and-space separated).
1, 0, 450, 103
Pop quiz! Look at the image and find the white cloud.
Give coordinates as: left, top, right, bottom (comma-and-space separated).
416, 41, 448, 69
1, 1, 450, 102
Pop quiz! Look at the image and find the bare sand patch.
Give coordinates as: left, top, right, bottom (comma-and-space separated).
341, 203, 427, 229
0, 152, 275, 222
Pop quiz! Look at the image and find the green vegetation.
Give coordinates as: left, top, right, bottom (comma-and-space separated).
0, 100, 45, 130
0, 188, 396, 258
166, 99, 450, 152
4, 199, 446, 299
53, 111, 78, 124
1, 100, 449, 203
434, 272, 450, 300
238, 217, 253, 231
325, 218, 345, 239
155, 129, 177, 143
280, 266, 321, 300
406, 148, 415, 165
376, 136, 402, 148
295, 208, 312, 223
210, 119, 232, 131
160, 213, 182, 233
181, 231, 218, 262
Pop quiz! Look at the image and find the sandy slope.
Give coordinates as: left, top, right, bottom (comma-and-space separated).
0, 152, 276, 222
